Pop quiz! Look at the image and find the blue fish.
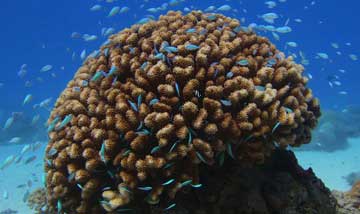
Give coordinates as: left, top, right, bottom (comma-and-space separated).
154, 53, 165, 61
164, 46, 178, 53
207, 14, 217, 21
149, 98, 159, 105
272, 122, 281, 133
128, 100, 138, 112
185, 44, 199, 51
56, 114, 73, 130
236, 59, 249, 66
109, 66, 118, 75
47, 117, 60, 132
48, 148, 58, 156
285, 107, 293, 113
3, 117, 14, 130
196, 152, 207, 163
140, 62, 148, 71
108, 6, 120, 17
91, 71, 103, 81
175, 82, 180, 97
169, 141, 178, 153
191, 183, 202, 188
233, 26, 242, 33
186, 28, 196, 33
57, 200, 62, 214
226, 143, 235, 159
162, 179, 175, 186
99, 143, 106, 163
226, 71, 234, 78
164, 203, 176, 211
82, 80, 89, 87
138, 186, 152, 191
137, 95, 142, 107
180, 180, 192, 187
138, 17, 151, 24
150, 146, 161, 154
163, 162, 174, 169
104, 48, 109, 57
255, 86, 266, 91
220, 99, 232, 106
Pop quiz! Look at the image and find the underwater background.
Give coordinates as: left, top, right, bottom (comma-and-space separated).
0, 0, 360, 213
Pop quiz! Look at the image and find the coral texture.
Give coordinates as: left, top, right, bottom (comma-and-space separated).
27, 188, 46, 213
333, 181, 360, 214
44, 11, 320, 213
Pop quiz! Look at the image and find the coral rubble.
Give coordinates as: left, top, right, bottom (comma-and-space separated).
27, 188, 47, 213
333, 181, 360, 214
44, 11, 321, 213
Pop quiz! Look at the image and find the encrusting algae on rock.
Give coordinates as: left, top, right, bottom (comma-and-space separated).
43, 11, 321, 213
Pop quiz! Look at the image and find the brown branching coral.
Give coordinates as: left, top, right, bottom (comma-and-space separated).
44, 11, 321, 213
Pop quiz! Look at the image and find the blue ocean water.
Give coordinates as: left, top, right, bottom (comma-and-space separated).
0, 0, 359, 212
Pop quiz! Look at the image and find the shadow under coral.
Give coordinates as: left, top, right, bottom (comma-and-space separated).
29, 149, 337, 214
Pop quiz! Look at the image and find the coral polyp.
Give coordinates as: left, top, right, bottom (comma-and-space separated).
44, 11, 320, 213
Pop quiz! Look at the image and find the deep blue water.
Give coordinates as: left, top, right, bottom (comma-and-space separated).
0, 0, 360, 211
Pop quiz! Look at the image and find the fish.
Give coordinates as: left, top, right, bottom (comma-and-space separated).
32, 141, 42, 151
259, 13, 279, 24
103, 28, 115, 37
3, 117, 14, 130
204, 6, 216, 12
265, 1, 277, 8
3, 191, 8, 199
83, 34, 98, 42
331, 43, 339, 49
185, 28, 196, 33
90, 4, 102, 12
349, 54, 358, 61
14, 156, 22, 164
71, 32, 81, 38
138, 186, 152, 191
24, 156, 37, 164
80, 49, 86, 60
236, 59, 249, 66
185, 44, 199, 51
36, 97, 52, 108
317, 52, 329, 60
56, 114, 73, 130
23, 190, 30, 202
1, 155, 16, 170
21, 144, 31, 155
17, 64, 27, 78
120, 6, 130, 13
108, 6, 120, 17
286, 42, 298, 48
276, 26, 292, 33
23, 94, 33, 105
162, 179, 175, 186
99, 143, 106, 163
9, 137, 21, 144
294, 18, 302, 23
338, 91, 348, 95
207, 14, 217, 21
164, 203, 176, 211
40, 65, 53, 72
272, 32, 280, 41
217, 4, 232, 12
164, 46, 178, 53
16, 184, 26, 189
138, 17, 152, 24
147, 8, 158, 13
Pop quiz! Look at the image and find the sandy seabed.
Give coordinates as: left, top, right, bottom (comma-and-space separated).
0, 138, 359, 213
